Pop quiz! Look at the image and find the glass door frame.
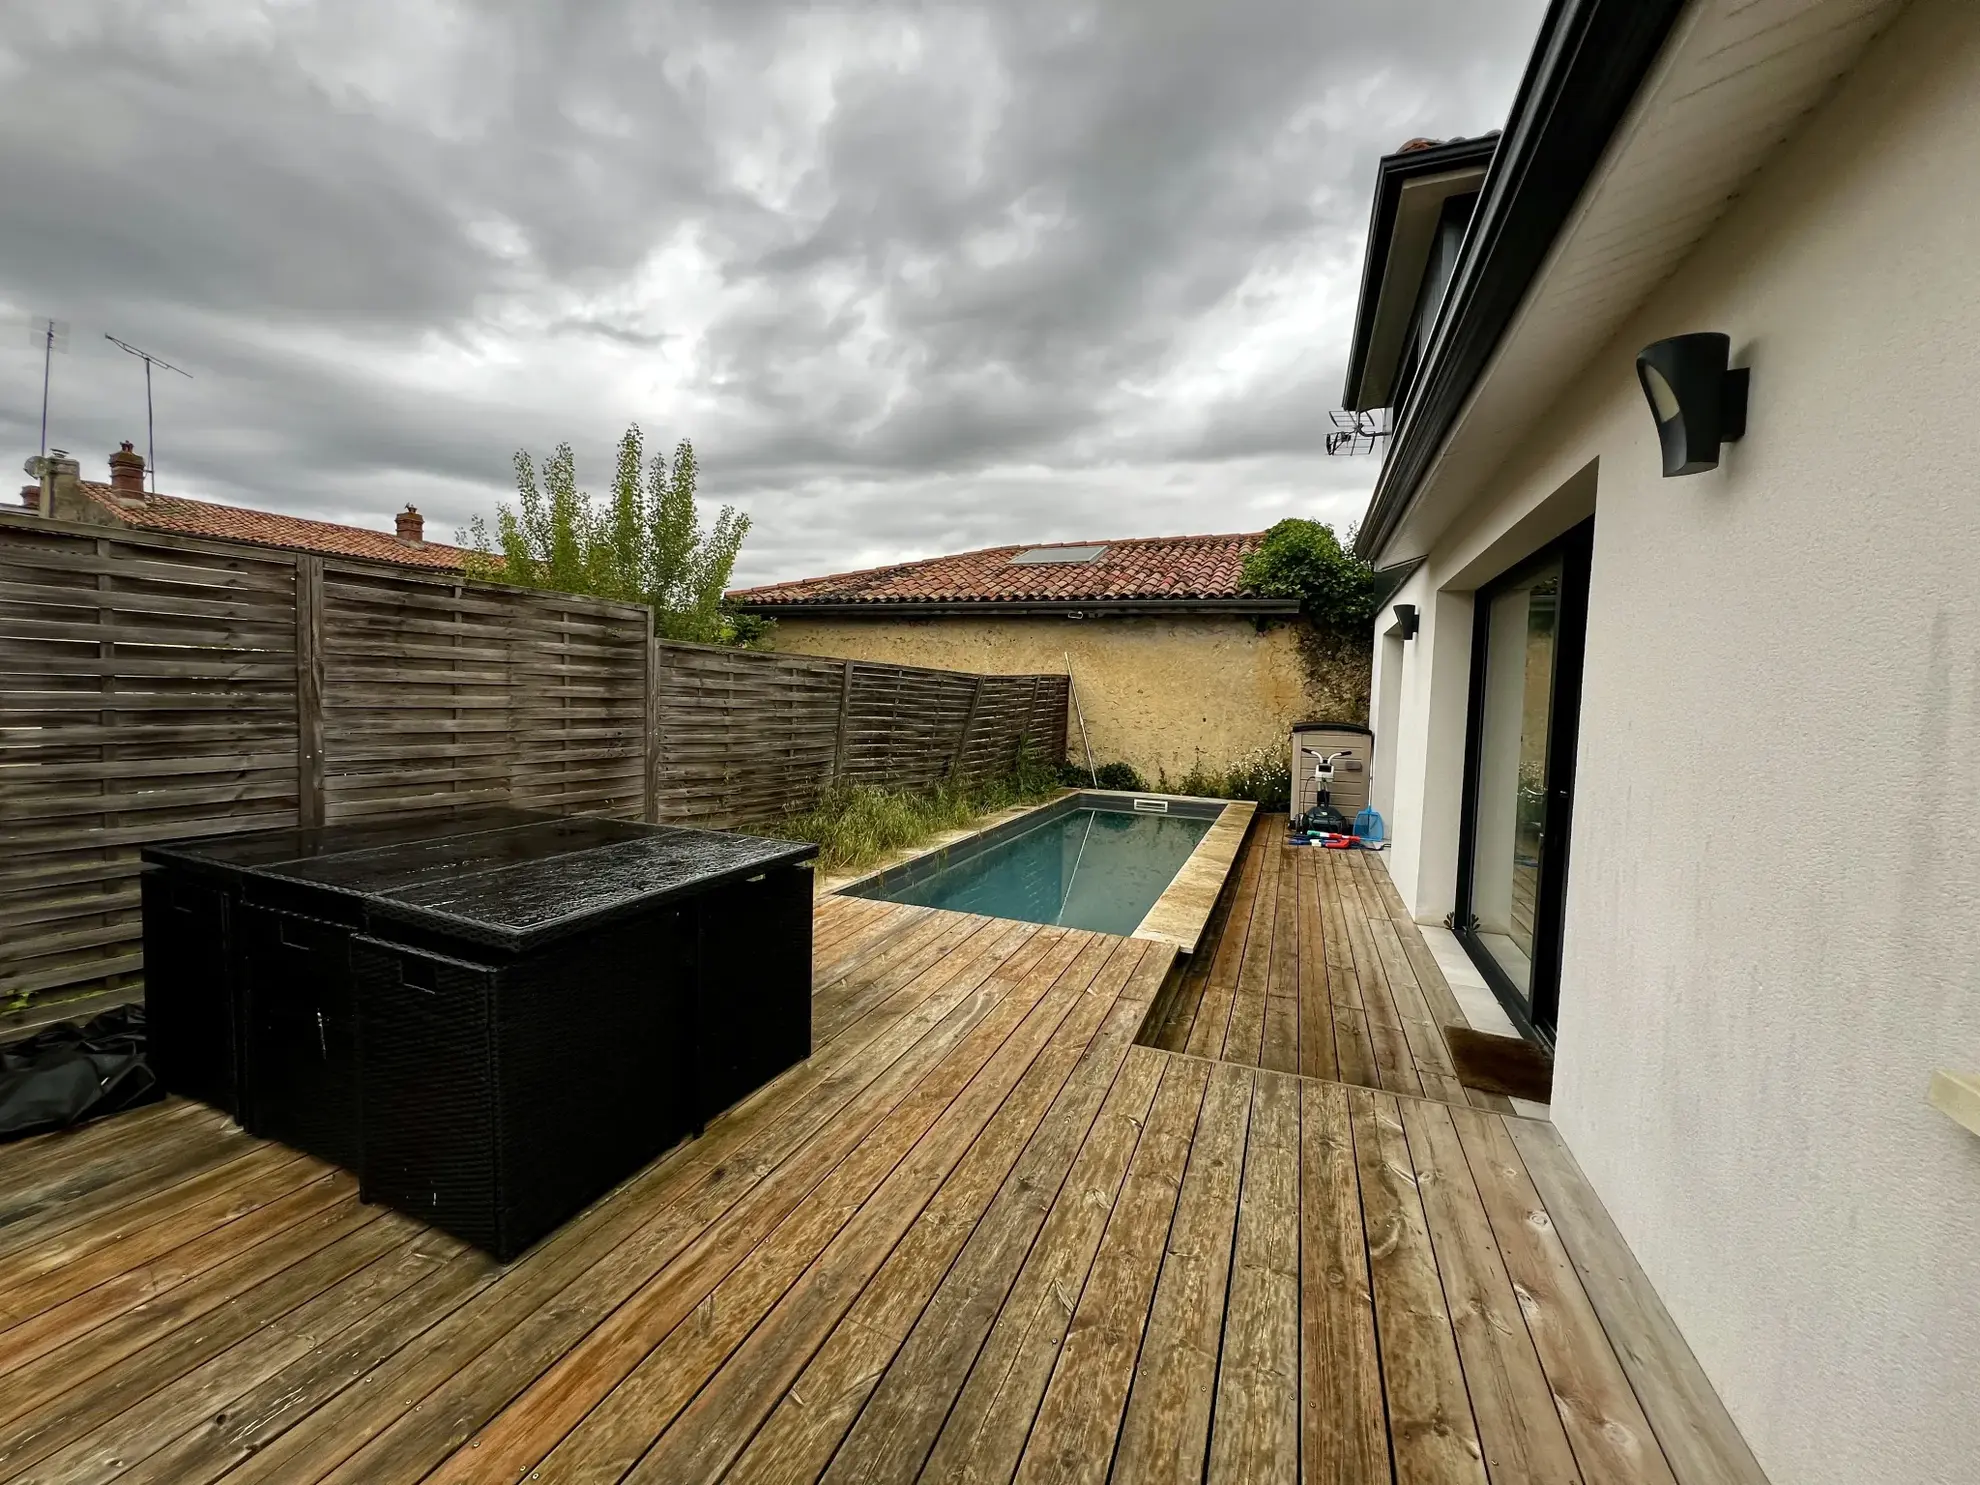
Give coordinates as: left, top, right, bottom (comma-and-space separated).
1452, 517, 1594, 1046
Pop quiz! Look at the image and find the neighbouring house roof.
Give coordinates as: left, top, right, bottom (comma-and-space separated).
37, 481, 470, 571
727, 533, 1299, 618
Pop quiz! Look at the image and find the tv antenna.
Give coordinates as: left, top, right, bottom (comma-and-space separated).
1325, 408, 1389, 456
105, 334, 193, 495
29, 317, 68, 458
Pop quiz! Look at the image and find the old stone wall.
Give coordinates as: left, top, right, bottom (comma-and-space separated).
767, 612, 1368, 786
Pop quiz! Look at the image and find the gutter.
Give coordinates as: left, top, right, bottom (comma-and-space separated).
726, 597, 1301, 620
1353, 0, 1686, 562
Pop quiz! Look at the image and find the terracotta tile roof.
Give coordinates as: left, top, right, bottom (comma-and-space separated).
728, 532, 1271, 608
64, 482, 469, 571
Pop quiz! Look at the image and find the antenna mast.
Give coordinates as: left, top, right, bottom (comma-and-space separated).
30, 318, 68, 458
105, 335, 193, 494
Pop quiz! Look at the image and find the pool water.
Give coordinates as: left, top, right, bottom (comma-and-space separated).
853, 806, 1213, 936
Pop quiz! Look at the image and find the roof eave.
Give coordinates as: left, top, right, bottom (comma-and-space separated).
1353, 0, 1687, 562
728, 597, 1301, 619
1341, 135, 1501, 412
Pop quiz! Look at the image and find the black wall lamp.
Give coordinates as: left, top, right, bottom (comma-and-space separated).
1393, 603, 1419, 639
1636, 332, 1749, 476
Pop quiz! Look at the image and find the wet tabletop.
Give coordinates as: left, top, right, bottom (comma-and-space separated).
139, 806, 552, 875
143, 810, 815, 952
366, 828, 816, 951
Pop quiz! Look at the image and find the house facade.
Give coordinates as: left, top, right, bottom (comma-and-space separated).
728, 533, 1371, 786
1354, 3, 1977, 1484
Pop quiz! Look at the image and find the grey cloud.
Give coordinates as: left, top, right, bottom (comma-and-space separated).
0, 0, 1543, 586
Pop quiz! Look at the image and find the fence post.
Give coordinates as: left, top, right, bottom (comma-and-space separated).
833, 661, 856, 782
295, 556, 326, 828
643, 628, 662, 823
949, 675, 985, 781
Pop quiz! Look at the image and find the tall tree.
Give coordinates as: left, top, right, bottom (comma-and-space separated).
463, 426, 760, 644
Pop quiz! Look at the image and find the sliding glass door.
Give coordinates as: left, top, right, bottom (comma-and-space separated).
1455, 519, 1592, 1043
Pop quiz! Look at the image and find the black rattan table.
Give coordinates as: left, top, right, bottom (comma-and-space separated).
141, 812, 816, 1258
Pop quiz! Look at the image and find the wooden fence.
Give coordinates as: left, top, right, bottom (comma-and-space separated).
0, 511, 1069, 1010
649, 642, 1070, 830
0, 514, 647, 1012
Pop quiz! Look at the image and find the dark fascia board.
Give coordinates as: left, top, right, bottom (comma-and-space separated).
728, 597, 1301, 619
1354, 0, 1687, 561
1370, 557, 1426, 613
1341, 134, 1500, 412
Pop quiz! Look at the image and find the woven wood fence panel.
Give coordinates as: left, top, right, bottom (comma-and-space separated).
0, 514, 649, 1010
651, 641, 1070, 830
317, 566, 648, 823
0, 520, 304, 1006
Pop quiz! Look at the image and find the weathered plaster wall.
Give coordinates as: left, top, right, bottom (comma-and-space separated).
1375, 5, 1980, 1482
768, 614, 1367, 784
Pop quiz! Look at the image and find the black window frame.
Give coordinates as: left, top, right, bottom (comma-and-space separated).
1452, 516, 1593, 1046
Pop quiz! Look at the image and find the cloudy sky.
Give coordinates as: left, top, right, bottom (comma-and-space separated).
0, 0, 1543, 588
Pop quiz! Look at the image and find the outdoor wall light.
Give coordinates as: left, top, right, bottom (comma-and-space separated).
1393, 603, 1419, 640
1635, 332, 1749, 476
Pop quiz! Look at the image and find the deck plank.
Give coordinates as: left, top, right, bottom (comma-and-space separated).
0, 1147, 320, 1331
1349, 1087, 1488, 1485
1299, 1079, 1389, 1485
1108, 1061, 1253, 1484
110, 1245, 502, 1485
1448, 1108, 1677, 1485
1294, 849, 1341, 1084
1220, 836, 1281, 1066
23, 1232, 459, 1485
1183, 833, 1266, 1062
1401, 1098, 1583, 1485
1504, 1121, 1769, 1485
1205, 1068, 1301, 1485
0, 1170, 358, 1376
1261, 839, 1302, 1076
1007, 1055, 1210, 1485
0, 1141, 303, 1298
912, 1046, 1175, 1485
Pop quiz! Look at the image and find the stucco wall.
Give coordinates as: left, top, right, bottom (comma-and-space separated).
1373, 5, 1980, 1482
767, 614, 1367, 785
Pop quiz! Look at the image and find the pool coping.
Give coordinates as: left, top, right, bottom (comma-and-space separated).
822, 788, 1254, 957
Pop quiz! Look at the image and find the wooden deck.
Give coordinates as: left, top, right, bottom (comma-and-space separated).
0, 893, 1765, 1485
1144, 818, 1515, 1113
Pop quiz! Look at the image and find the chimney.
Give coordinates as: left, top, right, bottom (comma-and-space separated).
30, 450, 81, 520
108, 441, 146, 503
395, 504, 425, 545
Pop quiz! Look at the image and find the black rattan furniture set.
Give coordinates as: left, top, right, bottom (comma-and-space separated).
140, 809, 816, 1260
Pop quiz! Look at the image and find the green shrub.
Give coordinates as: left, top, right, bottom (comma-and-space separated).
1056, 759, 1146, 791
1239, 518, 1377, 632
775, 745, 1065, 874
1093, 761, 1145, 791
1163, 746, 1291, 810
1223, 746, 1292, 808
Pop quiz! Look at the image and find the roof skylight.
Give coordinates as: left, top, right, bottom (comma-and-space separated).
1009, 545, 1108, 565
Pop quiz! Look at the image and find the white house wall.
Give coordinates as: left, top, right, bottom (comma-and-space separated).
1371, 3, 1980, 1482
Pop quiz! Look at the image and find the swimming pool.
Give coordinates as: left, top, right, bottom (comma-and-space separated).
845, 795, 1219, 937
